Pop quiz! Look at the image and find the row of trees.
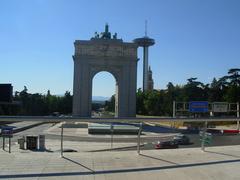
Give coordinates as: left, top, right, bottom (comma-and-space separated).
1, 68, 239, 116
0, 87, 72, 116
136, 68, 240, 116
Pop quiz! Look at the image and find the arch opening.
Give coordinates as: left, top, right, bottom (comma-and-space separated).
91, 71, 119, 117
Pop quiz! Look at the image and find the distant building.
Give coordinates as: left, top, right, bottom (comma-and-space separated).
147, 66, 154, 91
0, 84, 13, 102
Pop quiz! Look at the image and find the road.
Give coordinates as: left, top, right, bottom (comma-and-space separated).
44, 124, 240, 151
0, 122, 239, 151
0, 123, 54, 149
138, 133, 240, 151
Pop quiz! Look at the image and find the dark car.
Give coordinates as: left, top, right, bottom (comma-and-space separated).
173, 134, 190, 145
155, 140, 179, 149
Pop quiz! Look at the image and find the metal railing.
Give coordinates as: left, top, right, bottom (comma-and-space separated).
0, 116, 240, 122
1, 116, 240, 157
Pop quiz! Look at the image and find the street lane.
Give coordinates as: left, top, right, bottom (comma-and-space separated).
1, 122, 239, 152
0, 123, 54, 149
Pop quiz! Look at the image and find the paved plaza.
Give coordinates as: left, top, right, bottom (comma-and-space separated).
0, 138, 240, 180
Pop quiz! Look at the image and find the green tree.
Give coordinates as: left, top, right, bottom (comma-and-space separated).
136, 88, 146, 114
227, 68, 240, 86
183, 78, 206, 101
208, 78, 223, 101
105, 95, 115, 112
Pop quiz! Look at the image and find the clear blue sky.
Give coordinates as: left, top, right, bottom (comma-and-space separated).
1, 0, 240, 97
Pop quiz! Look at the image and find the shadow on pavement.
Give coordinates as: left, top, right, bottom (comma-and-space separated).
63, 156, 94, 172
0, 158, 240, 179
139, 154, 178, 165
205, 150, 240, 158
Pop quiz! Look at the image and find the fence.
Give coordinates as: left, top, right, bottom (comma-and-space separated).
0, 116, 240, 157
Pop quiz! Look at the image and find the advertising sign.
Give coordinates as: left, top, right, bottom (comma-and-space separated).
189, 101, 209, 113
213, 102, 228, 112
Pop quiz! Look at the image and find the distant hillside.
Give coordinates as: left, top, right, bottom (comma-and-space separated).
54, 94, 110, 102
92, 96, 110, 101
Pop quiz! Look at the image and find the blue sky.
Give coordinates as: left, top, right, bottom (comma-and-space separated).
1, 0, 240, 97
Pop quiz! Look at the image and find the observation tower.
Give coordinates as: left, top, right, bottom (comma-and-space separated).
133, 22, 155, 91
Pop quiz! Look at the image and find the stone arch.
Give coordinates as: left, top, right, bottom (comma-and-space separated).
72, 38, 138, 117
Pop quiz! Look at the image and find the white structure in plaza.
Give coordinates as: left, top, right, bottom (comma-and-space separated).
72, 24, 138, 117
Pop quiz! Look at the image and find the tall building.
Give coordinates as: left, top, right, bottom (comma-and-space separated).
147, 66, 154, 91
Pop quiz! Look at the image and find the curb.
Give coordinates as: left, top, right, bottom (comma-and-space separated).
13, 122, 47, 134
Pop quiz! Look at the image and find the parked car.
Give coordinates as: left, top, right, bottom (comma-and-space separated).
173, 134, 190, 145
155, 140, 179, 149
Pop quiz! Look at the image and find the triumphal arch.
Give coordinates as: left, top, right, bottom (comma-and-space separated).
72, 25, 138, 117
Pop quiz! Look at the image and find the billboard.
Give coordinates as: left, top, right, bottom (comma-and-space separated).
189, 101, 209, 113
213, 102, 228, 112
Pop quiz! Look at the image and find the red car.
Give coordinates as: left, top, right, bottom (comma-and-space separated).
155, 140, 179, 149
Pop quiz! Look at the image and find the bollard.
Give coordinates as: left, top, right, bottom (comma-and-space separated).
237, 102, 239, 131
137, 123, 143, 154
3, 137, 5, 150
173, 101, 176, 118
9, 137, 11, 153
110, 124, 114, 149
201, 121, 208, 151
60, 122, 63, 157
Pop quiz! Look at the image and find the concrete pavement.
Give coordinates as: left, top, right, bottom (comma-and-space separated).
0, 122, 240, 179
44, 122, 177, 142
0, 121, 47, 134
0, 139, 240, 179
